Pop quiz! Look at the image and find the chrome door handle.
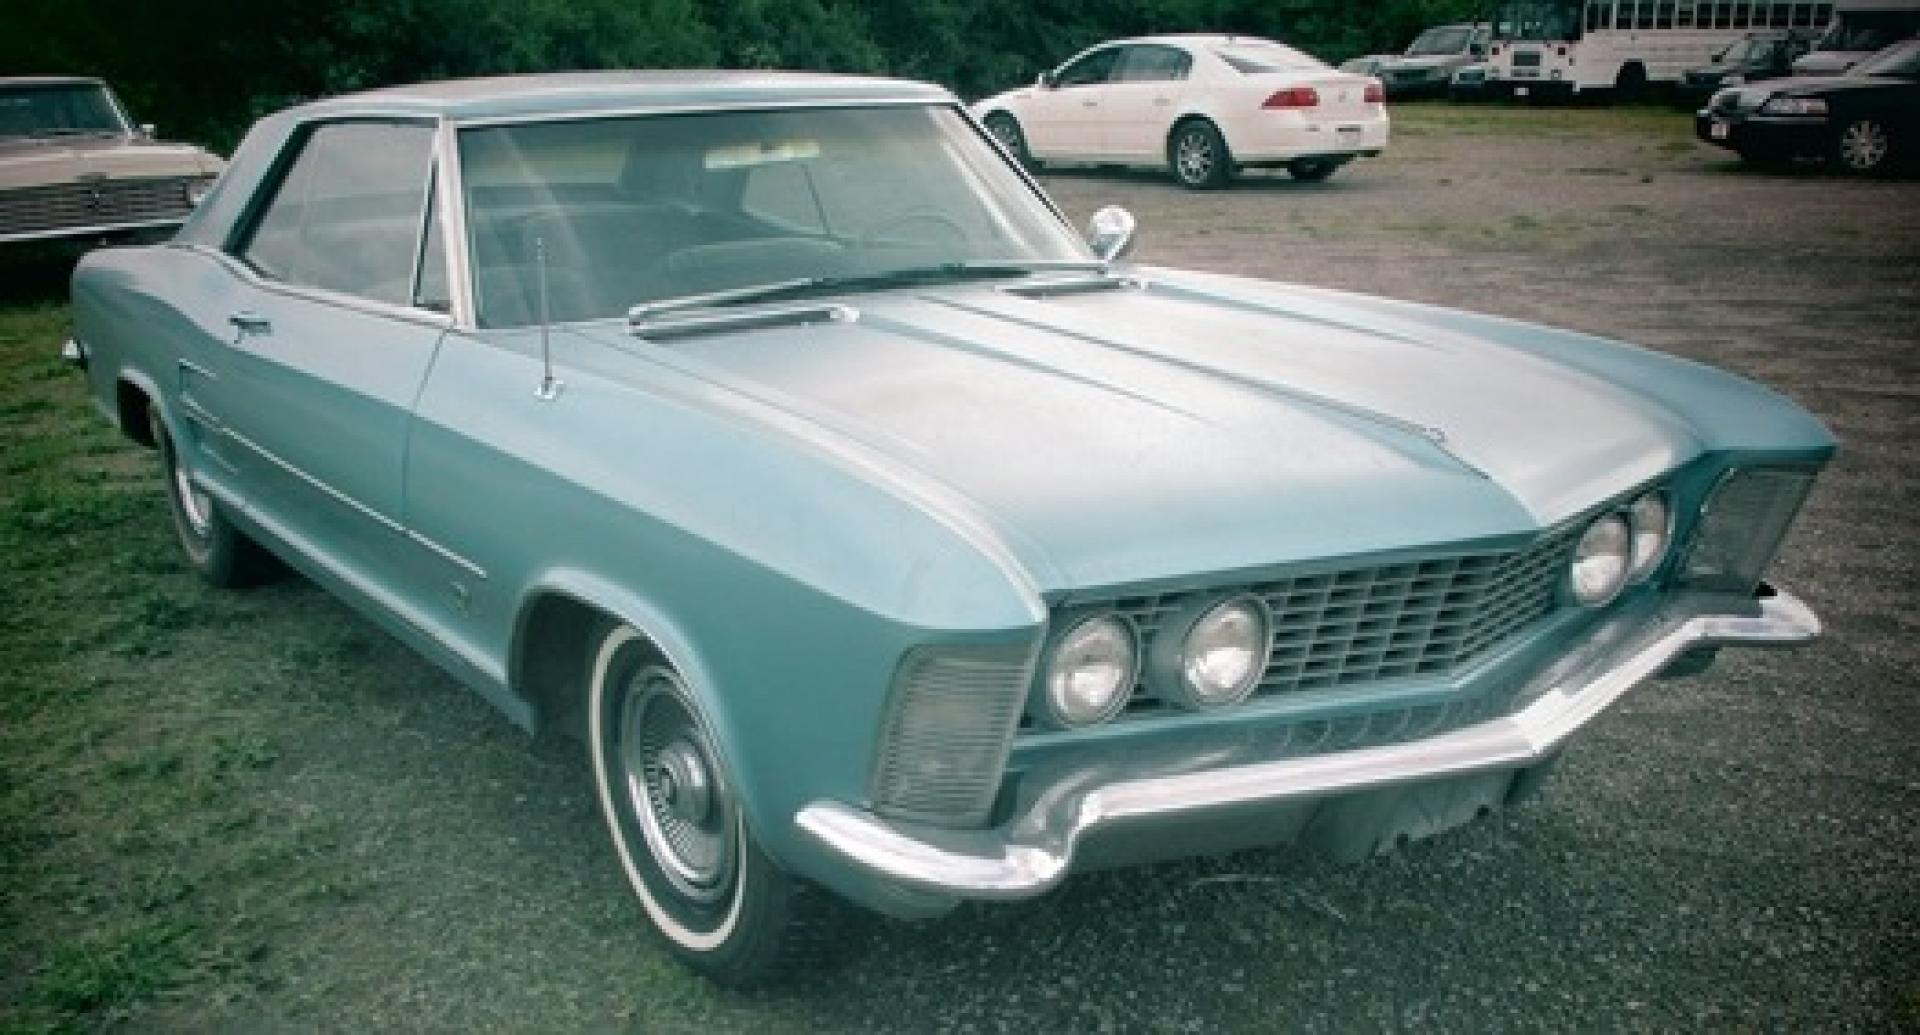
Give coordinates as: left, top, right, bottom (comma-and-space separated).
1153, 97, 1172, 106
227, 311, 272, 336
1081, 99, 1099, 107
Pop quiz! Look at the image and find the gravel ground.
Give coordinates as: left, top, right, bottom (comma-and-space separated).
16, 105, 1920, 1032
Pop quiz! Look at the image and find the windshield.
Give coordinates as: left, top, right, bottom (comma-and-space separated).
1852, 38, 1920, 76
0, 83, 126, 138
1213, 41, 1329, 74
1490, 1, 1582, 42
457, 105, 1087, 328
1717, 37, 1765, 63
1408, 27, 1473, 56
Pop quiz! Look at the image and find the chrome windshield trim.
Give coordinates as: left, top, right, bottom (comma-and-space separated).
797, 584, 1821, 902
433, 117, 477, 329
449, 96, 950, 130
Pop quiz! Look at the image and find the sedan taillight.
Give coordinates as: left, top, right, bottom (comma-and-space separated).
1363, 81, 1385, 104
1262, 87, 1320, 109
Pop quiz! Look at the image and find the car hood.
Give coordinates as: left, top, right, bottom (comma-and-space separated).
0, 137, 221, 190
1380, 55, 1462, 72
1723, 73, 1905, 105
556, 270, 1805, 593
1792, 50, 1866, 74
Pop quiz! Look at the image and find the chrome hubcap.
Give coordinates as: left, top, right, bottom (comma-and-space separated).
172, 458, 213, 537
1176, 131, 1214, 182
620, 667, 736, 901
1840, 121, 1888, 170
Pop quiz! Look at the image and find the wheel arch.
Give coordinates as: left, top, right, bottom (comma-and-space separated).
114, 368, 162, 448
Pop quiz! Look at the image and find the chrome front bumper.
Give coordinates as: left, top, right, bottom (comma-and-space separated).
797, 585, 1819, 908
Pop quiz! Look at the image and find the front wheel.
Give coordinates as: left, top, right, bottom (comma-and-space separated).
1169, 120, 1232, 190
1287, 158, 1344, 183
1830, 116, 1893, 175
587, 624, 825, 986
983, 112, 1036, 170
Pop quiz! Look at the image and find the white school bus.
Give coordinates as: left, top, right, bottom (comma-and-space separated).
1488, 0, 1838, 98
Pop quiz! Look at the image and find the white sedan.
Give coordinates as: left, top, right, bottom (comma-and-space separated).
972, 34, 1389, 189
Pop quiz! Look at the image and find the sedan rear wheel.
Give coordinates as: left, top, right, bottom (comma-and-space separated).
1831, 116, 1893, 175
150, 408, 276, 587
1169, 120, 1231, 190
587, 624, 830, 986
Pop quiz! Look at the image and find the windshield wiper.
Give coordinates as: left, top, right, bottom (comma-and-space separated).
628, 259, 1111, 323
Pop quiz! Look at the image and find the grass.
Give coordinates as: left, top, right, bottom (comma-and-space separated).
0, 302, 362, 1032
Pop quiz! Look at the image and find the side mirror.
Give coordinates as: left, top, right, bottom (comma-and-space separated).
138, 123, 156, 139
1086, 205, 1136, 262
1037, 71, 1057, 90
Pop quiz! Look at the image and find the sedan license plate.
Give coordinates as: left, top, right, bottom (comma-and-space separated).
1513, 68, 1540, 78
1337, 125, 1362, 145
1710, 121, 1730, 140
1515, 86, 1531, 97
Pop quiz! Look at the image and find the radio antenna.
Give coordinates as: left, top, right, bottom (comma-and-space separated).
535, 236, 562, 401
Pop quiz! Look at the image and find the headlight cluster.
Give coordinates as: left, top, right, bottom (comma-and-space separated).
184, 175, 217, 206
1567, 489, 1672, 607
1034, 596, 1274, 729
1759, 96, 1828, 116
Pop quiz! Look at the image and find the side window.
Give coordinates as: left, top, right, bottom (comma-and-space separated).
1113, 46, 1194, 83
1055, 48, 1121, 88
239, 121, 436, 307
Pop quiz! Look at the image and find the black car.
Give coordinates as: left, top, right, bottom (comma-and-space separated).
1697, 37, 1920, 174
1676, 31, 1816, 109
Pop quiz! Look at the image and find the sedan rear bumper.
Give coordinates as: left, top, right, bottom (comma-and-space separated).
797, 585, 1818, 911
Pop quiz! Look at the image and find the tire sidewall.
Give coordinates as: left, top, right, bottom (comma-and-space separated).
588, 625, 752, 955
1170, 120, 1229, 189
151, 409, 222, 573
985, 112, 1030, 167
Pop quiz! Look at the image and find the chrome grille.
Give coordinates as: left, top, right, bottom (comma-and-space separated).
1104, 529, 1579, 712
0, 176, 195, 237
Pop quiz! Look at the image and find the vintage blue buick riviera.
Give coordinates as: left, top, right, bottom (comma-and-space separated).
65, 72, 1832, 984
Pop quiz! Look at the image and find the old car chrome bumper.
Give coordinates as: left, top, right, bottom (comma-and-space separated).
797, 584, 1819, 905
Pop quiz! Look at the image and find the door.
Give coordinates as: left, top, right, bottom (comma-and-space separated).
1099, 45, 1195, 160
212, 119, 448, 584
1023, 46, 1122, 159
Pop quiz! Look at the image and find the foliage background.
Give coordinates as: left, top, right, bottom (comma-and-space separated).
3, 0, 1485, 151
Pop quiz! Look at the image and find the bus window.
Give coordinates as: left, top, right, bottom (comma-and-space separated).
1655, 1, 1675, 28
1675, 0, 1696, 28
1587, 0, 1614, 31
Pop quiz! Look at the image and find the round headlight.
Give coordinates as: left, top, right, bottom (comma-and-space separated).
1037, 614, 1136, 728
1569, 513, 1632, 607
1149, 595, 1271, 710
185, 176, 215, 206
1627, 491, 1672, 581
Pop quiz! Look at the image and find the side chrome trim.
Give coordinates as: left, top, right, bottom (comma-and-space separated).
218, 426, 488, 581
0, 216, 186, 245
797, 584, 1821, 902
433, 117, 478, 329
